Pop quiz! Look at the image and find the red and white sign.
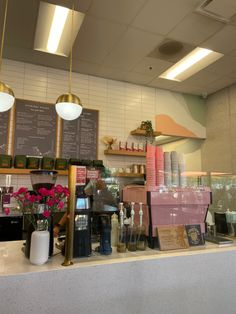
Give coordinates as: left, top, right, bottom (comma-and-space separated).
76, 166, 87, 185
87, 169, 99, 180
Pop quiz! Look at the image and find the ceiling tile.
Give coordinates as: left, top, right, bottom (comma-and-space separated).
124, 72, 154, 85
168, 13, 224, 46
87, 0, 147, 25
132, 0, 201, 35
131, 57, 173, 76
103, 27, 164, 70
183, 69, 222, 86
149, 77, 180, 90
74, 15, 127, 63
205, 76, 236, 95
171, 84, 205, 96
204, 55, 236, 76
201, 25, 236, 54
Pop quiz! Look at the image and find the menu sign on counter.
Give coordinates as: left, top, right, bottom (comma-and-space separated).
61, 109, 98, 159
13, 99, 57, 157
0, 110, 9, 154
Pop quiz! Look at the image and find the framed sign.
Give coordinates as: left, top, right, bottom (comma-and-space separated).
13, 99, 57, 157
0, 109, 10, 154
60, 108, 98, 160
157, 225, 189, 251
185, 224, 204, 246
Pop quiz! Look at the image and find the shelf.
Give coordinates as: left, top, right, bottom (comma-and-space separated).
112, 173, 144, 178
130, 128, 161, 137
0, 168, 68, 176
130, 128, 192, 145
104, 149, 146, 157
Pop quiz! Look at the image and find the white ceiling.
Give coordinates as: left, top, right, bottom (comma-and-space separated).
1, 0, 236, 96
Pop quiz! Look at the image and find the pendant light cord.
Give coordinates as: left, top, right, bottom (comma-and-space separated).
69, 2, 74, 94
0, 0, 8, 73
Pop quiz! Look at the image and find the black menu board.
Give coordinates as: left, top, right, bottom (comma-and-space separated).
0, 110, 10, 154
14, 99, 57, 157
61, 109, 98, 159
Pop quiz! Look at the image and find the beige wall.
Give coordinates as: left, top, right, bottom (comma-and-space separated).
202, 83, 236, 173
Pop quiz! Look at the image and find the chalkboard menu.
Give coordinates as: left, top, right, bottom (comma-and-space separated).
14, 99, 57, 157
61, 109, 98, 159
0, 110, 10, 154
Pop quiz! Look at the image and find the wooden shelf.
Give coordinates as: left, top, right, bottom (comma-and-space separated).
113, 173, 144, 178
130, 128, 161, 137
0, 168, 68, 176
104, 149, 146, 157
130, 128, 191, 145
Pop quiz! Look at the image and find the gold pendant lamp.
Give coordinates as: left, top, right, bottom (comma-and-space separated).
0, 0, 15, 113
55, 3, 82, 121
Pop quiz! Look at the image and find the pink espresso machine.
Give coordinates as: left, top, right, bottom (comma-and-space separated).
122, 185, 211, 248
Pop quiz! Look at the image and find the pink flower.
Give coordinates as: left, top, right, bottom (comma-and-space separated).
36, 195, 42, 201
63, 187, 69, 197
4, 207, 10, 215
55, 185, 64, 194
58, 201, 64, 210
17, 187, 28, 195
46, 199, 55, 207
42, 210, 50, 218
38, 187, 50, 197
48, 189, 55, 197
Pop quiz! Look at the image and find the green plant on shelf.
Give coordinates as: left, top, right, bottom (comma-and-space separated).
140, 120, 154, 143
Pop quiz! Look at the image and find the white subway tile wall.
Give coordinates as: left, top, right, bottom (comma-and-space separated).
0, 58, 201, 190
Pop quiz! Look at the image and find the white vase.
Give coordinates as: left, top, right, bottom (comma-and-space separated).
30, 230, 50, 265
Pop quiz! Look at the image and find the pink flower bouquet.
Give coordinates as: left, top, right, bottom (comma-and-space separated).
12, 185, 69, 229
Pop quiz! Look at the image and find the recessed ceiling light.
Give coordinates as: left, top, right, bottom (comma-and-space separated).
34, 2, 85, 57
159, 47, 223, 82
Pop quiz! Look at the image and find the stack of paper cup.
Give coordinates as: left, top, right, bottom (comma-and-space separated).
164, 152, 171, 187
146, 145, 156, 191
156, 146, 164, 186
171, 151, 179, 186
178, 153, 187, 187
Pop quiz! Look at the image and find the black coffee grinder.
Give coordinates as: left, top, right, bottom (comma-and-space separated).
73, 174, 92, 258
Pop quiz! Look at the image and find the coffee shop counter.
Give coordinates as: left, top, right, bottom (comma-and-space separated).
1, 240, 236, 314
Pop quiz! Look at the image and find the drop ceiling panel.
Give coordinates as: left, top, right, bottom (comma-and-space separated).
203, 76, 236, 94
204, 0, 236, 20
124, 72, 154, 85
183, 69, 222, 86
132, 0, 201, 35
201, 25, 236, 54
204, 55, 236, 76
131, 57, 173, 77
87, 0, 147, 25
103, 27, 164, 70
168, 13, 224, 46
74, 16, 127, 63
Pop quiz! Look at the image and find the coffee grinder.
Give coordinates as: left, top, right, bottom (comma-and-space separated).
73, 166, 92, 257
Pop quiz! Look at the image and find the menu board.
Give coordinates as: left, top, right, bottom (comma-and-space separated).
61, 109, 98, 159
13, 99, 57, 157
0, 110, 9, 154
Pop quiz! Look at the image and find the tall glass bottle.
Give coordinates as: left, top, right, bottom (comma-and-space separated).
117, 203, 126, 253
136, 202, 147, 251
127, 202, 137, 251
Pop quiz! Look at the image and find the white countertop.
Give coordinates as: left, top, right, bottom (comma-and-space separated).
1, 239, 236, 277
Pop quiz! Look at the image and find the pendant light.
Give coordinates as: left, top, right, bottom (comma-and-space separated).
0, 0, 15, 113
55, 4, 82, 121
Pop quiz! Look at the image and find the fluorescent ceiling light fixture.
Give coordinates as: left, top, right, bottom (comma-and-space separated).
159, 47, 223, 82
34, 2, 85, 57
47, 6, 69, 53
